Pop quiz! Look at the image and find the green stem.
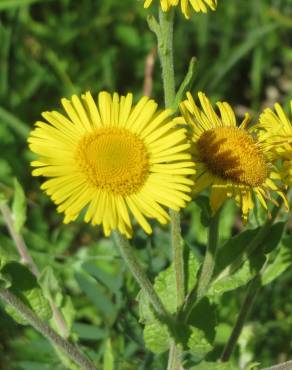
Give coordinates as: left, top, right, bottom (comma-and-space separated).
167, 341, 182, 370
112, 231, 169, 320
170, 210, 185, 308
156, 9, 184, 370
197, 210, 221, 299
157, 7, 185, 310
0, 287, 97, 370
158, 8, 176, 107
220, 275, 261, 362
182, 210, 221, 322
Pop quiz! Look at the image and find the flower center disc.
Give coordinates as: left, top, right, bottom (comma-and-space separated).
197, 127, 268, 187
76, 128, 149, 195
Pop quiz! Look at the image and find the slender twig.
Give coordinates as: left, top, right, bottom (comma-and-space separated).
220, 275, 261, 362
182, 210, 221, 323
143, 47, 157, 97
0, 287, 97, 370
0, 203, 69, 339
112, 230, 170, 320
0, 203, 39, 276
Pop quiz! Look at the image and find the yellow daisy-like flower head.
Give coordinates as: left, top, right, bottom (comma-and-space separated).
144, 0, 217, 18
258, 101, 292, 186
179, 92, 287, 222
28, 91, 195, 238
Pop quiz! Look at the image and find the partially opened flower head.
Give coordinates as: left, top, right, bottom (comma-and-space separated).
28, 92, 195, 238
179, 92, 288, 222
258, 101, 292, 186
144, 0, 217, 18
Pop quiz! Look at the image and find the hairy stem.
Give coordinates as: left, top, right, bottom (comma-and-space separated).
0, 203, 39, 276
156, 9, 184, 369
158, 8, 176, 107
0, 203, 69, 339
113, 230, 170, 320
167, 341, 182, 370
0, 287, 97, 370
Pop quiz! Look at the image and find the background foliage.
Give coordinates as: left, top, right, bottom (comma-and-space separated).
0, 0, 292, 369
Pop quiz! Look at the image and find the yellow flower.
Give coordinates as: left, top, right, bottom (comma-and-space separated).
179, 92, 287, 222
144, 0, 217, 18
258, 101, 292, 186
28, 91, 195, 238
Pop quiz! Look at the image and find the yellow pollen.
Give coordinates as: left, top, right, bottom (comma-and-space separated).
76, 128, 149, 195
197, 127, 268, 187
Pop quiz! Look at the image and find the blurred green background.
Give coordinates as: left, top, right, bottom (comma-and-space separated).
0, 0, 292, 369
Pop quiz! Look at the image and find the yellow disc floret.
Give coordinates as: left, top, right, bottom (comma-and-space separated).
197, 127, 268, 187
28, 91, 195, 237
179, 91, 287, 221
76, 128, 149, 196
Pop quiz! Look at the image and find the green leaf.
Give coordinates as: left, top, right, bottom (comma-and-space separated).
195, 195, 212, 227
245, 362, 261, 370
73, 322, 107, 341
188, 298, 217, 343
140, 253, 199, 322
143, 320, 170, 354
262, 222, 285, 254
103, 339, 114, 370
187, 327, 212, 359
75, 271, 117, 320
173, 57, 197, 111
82, 261, 122, 294
262, 235, 292, 286
38, 266, 62, 304
209, 260, 254, 298
1, 262, 51, 325
211, 222, 284, 297
140, 254, 215, 355
38, 266, 75, 336
0, 245, 17, 288
0, 246, 13, 272
60, 295, 75, 333
12, 178, 27, 233
218, 201, 237, 243
214, 228, 259, 279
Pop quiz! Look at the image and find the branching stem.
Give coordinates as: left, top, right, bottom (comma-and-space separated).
0, 287, 97, 370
